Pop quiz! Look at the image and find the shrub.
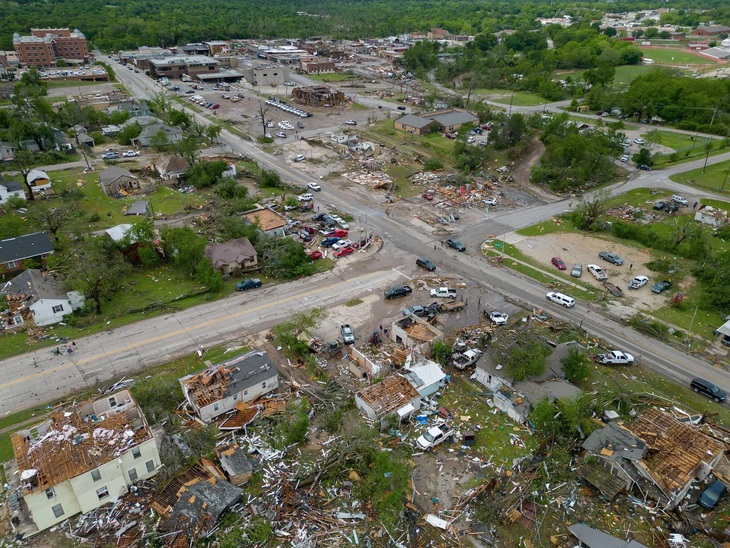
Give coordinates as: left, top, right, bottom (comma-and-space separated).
561, 347, 590, 383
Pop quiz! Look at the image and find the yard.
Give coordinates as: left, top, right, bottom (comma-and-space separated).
670, 159, 730, 192
639, 47, 715, 65
49, 167, 208, 227
474, 89, 546, 107
308, 72, 357, 83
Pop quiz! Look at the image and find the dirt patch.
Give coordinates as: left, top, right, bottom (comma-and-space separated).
512, 232, 675, 313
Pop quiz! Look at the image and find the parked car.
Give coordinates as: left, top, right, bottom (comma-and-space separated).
587, 264, 608, 281
445, 239, 466, 252
334, 246, 354, 258
384, 285, 413, 299
634, 138, 645, 145
307, 250, 323, 260
403, 305, 427, 317
571, 263, 583, 278
307, 182, 321, 191
344, 120, 357, 126
651, 280, 672, 294
599, 251, 624, 266
297, 121, 304, 128
699, 480, 727, 510
691, 378, 727, 403
489, 311, 509, 326
620, 155, 629, 163
235, 278, 262, 291
628, 275, 649, 289
298, 193, 314, 202
330, 214, 349, 229
122, 150, 140, 157
397, 106, 407, 111
653, 201, 667, 211
102, 151, 120, 159
551, 257, 566, 270
275, 132, 287, 138
320, 236, 340, 248
546, 292, 575, 308
331, 239, 353, 250
638, 164, 652, 171
671, 194, 689, 206
294, 154, 306, 162
416, 257, 437, 271
329, 229, 348, 238
341, 324, 355, 344
595, 351, 634, 365
483, 197, 498, 206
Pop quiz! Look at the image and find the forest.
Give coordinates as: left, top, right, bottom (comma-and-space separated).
1, 0, 730, 52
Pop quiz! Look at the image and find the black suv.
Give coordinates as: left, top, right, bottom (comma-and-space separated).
384, 285, 413, 299
416, 257, 436, 271
691, 378, 727, 402
445, 239, 466, 252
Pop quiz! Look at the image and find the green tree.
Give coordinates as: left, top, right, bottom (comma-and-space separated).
168, 109, 191, 129
12, 150, 40, 201
62, 237, 129, 314
504, 340, 550, 381
195, 258, 224, 291
0, 212, 27, 237
259, 169, 282, 188
186, 160, 227, 188
274, 308, 326, 358
117, 122, 143, 146
205, 123, 222, 144
149, 129, 170, 151
175, 137, 200, 166
562, 347, 590, 383
28, 202, 74, 238
161, 226, 207, 274
632, 147, 652, 166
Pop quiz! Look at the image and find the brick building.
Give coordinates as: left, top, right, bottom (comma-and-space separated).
13, 28, 88, 68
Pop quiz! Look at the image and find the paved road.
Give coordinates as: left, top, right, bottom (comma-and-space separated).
2, 60, 729, 415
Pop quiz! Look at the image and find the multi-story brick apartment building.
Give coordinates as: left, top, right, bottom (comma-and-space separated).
13, 28, 88, 68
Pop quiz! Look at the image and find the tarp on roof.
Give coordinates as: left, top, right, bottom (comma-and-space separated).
568, 523, 648, 548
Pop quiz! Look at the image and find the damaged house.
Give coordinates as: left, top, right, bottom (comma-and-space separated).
152, 461, 243, 546
2, 269, 85, 329
391, 314, 443, 354
580, 407, 725, 509
9, 390, 161, 536
291, 85, 346, 107
355, 374, 421, 426
204, 237, 258, 275
179, 350, 278, 423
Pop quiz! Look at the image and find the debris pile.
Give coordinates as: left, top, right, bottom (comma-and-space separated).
343, 170, 393, 189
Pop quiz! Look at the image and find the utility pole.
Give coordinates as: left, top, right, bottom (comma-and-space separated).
508, 93, 514, 117
686, 303, 699, 347
723, 162, 730, 191
702, 149, 711, 173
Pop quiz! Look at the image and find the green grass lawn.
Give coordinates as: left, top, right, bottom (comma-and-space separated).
386, 165, 422, 198
646, 129, 699, 152
669, 159, 730, 192
362, 119, 455, 167
49, 168, 208, 226
475, 89, 546, 107
46, 79, 110, 89
308, 73, 356, 83
701, 197, 730, 211
640, 47, 714, 65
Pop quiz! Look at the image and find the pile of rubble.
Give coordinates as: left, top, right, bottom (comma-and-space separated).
343, 170, 393, 189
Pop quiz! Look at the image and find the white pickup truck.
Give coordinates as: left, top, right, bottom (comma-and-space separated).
416, 424, 455, 450
587, 264, 608, 281
430, 287, 458, 299
594, 350, 634, 365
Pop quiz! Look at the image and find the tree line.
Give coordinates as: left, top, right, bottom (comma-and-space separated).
1, 0, 729, 52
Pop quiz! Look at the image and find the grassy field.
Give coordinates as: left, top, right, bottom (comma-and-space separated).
361, 119, 455, 168
669, 159, 730, 192
309, 72, 356, 83
475, 89, 546, 107
640, 47, 715, 65
646, 129, 699, 152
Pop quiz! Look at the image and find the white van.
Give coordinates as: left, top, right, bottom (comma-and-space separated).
546, 292, 576, 308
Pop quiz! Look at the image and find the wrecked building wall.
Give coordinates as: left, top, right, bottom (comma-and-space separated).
348, 345, 381, 377
196, 374, 278, 423
291, 86, 346, 106
25, 480, 82, 532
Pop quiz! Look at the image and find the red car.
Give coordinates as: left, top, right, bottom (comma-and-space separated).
307, 250, 323, 260
333, 246, 354, 258
331, 228, 348, 238
551, 257, 566, 270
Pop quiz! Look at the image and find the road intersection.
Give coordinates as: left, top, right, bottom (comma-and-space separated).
1, 60, 728, 416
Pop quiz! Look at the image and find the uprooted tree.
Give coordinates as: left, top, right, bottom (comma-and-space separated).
273, 307, 326, 358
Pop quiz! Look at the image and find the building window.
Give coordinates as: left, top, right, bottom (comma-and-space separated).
91, 469, 101, 482
46, 487, 56, 499
108, 396, 117, 408
5, 260, 19, 269
261, 382, 266, 389
243, 389, 248, 396
213, 403, 219, 412
146, 460, 155, 473
128, 468, 138, 482
132, 447, 141, 459
51, 304, 64, 314
52, 504, 64, 518
96, 486, 109, 500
